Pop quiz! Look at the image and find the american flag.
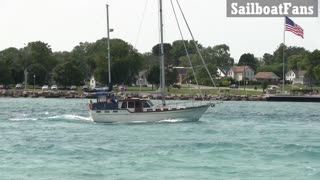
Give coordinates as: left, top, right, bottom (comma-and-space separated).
285, 16, 304, 39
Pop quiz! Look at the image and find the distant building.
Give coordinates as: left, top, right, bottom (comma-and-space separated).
286, 70, 308, 85
254, 72, 280, 82
217, 67, 227, 79
90, 76, 96, 89
173, 67, 191, 84
227, 66, 255, 81
136, 70, 148, 86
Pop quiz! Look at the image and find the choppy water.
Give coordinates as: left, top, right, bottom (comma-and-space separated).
0, 98, 320, 179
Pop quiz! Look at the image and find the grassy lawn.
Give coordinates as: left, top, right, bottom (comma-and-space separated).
127, 87, 262, 95
126, 86, 154, 91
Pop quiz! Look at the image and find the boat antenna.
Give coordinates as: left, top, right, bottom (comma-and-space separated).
106, 4, 111, 85
159, 0, 166, 106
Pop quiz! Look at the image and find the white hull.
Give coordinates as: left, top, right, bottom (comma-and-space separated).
89, 104, 211, 123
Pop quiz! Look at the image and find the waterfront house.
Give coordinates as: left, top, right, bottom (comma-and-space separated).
136, 70, 148, 86
286, 70, 308, 85
254, 72, 280, 82
227, 66, 255, 81
173, 67, 191, 84
217, 67, 227, 79
90, 76, 96, 89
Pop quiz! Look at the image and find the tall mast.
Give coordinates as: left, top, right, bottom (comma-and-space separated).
106, 4, 111, 85
159, 0, 166, 106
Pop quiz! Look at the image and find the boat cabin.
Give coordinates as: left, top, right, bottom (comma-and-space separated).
118, 98, 154, 112
91, 92, 118, 110
90, 92, 155, 112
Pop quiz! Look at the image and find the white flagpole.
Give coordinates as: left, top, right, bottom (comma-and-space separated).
282, 16, 286, 94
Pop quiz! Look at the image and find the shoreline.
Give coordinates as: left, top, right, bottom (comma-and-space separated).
0, 89, 266, 101
2, 89, 320, 102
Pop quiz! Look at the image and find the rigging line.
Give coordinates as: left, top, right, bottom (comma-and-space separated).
175, 0, 217, 87
134, 0, 149, 48
170, 0, 204, 100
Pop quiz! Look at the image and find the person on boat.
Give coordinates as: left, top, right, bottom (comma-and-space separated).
111, 94, 116, 103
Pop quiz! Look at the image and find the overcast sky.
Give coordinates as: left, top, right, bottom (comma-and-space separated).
1, 0, 319, 62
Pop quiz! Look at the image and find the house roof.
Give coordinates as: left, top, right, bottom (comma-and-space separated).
217, 67, 228, 74
173, 67, 191, 74
255, 72, 280, 79
297, 70, 306, 77
231, 66, 252, 73
138, 70, 148, 77
286, 70, 306, 77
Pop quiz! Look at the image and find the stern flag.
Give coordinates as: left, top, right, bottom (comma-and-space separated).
285, 16, 304, 39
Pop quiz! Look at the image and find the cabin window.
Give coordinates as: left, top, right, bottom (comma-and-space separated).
147, 101, 154, 106
128, 101, 134, 108
143, 101, 153, 108
143, 101, 150, 108
97, 96, 107, 103
121, 102, 127, 109
135, 101, 141, 108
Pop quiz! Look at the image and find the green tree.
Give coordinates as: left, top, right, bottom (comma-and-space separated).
27, 63, 48, 85
195, 64, 217, 85
147, 65, 160, 90
238, 53, 258, 71
170, 40, 199, 65
273, 44, 308, 64
0, 61, 13, 84
152, 43, 174, 66
166, 68, 178, 86
306, 50, 320, 83
203, 44, 234, 69
53, 61, 84, 86
23, 41, 56, 70
0, 47, 24, 84
261, 80, 268, 93
257, 64, 282, 77
287, 54, 308, 71
92, 38, 143, 85
262, 53, 274, 65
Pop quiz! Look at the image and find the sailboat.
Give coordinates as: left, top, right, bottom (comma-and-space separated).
88, 1, 214, 123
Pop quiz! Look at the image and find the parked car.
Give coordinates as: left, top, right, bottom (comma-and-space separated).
229, 84, 239, 88
0, 84, 8, 89
15, 84, 23, 89
1, 85, 11, 89
70, 86, 77, 90
172, 84, 181, 89
93, 87, 108, 92
268, 85, 279, 90
118, 85, 127, 91
42, 85, 49, 90
58, 85, 67, 90
51, 85, 58, 90
82, 85, 89, 92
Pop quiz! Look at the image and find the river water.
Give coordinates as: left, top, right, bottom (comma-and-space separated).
0, 98, 319, 179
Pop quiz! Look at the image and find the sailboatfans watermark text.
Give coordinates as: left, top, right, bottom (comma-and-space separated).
227, 0, 318, 17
